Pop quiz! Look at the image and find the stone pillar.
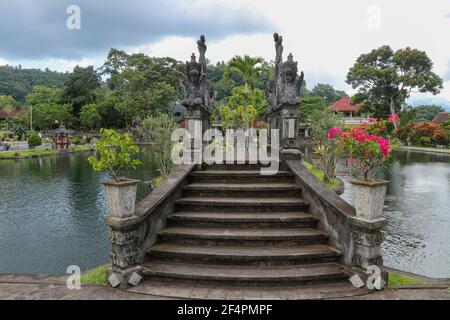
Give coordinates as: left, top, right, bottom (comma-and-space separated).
184, 106, 211, 166
280, 105, 301, 166
105, 216, 143, 289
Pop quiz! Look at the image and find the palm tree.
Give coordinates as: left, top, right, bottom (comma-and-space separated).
226, 55, 264, 131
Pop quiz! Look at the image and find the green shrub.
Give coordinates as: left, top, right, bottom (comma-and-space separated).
88, 129, 141, 181
27, 132, 42, 149
419, 136, 432, 147
70, 136, 83, 145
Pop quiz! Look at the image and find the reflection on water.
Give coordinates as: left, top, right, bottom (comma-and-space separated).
339, 150, 450, 278
0, 148, 158, 275
1, 148, 449, 277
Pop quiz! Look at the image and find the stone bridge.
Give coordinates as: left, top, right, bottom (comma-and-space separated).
104, 35, 387, 299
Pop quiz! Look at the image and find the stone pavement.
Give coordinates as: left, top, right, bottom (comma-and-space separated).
0, 273, 449, 300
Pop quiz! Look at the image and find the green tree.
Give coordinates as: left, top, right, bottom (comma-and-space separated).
25, 86, 73, 130
79, 103, 102, 130
226, 55, 264, 131
141, 114, 178, 179
310, 83, 346, 105
219, 86, 266, 128
0, 65, 69, 101
62, 66, 101, 119
32, 103, 73, 130
346, 45, 443, 128
88, 129, 141, 181
100, 50, 183, 126
299, 96, 328, 122
413, 105, 445, 122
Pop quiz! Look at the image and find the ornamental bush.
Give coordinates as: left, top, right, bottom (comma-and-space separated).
27, 132, 42, 149
88, 129, 141, 181
329, 116, 400, 181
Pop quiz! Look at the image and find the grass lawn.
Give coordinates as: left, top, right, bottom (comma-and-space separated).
302, 161, 340, 190
388, 272, 428, 287
80, 265, 109, 286
0, 145, 93, 159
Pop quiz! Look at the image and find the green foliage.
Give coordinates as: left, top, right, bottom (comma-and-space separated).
0, 65, 69, 101
302, 161, 340, 189
62, 66, 101, 119
88, 129, 141, 181
310, 83, 346, 105
101, 50, 183, 124
388, 272, 427, 287
70, 136, 83, 145
299, 96, 328, 122
79, 103, 102, 130
310, 108, 342, 144
226, 55, 265, 130
32, 102, 74, 130
413, 105, 445, 122
80, 265, 109, 286
141, 114, 178, 178
26, 86, 74, 130
346, 45, 443, 119
27, 132, 42, 149
26, 85, 62, 105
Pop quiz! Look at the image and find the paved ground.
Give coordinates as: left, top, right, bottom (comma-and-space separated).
0, 273, 449, 300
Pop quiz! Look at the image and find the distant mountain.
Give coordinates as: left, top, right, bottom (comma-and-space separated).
408, 96, 450, 111
0, 65, 69, 101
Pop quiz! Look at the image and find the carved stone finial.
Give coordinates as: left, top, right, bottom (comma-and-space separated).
181, 35, 214, 111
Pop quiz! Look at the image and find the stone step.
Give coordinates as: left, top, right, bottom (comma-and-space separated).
190, 170, 294, 183
143, 261, 347, 284
203, 163, 269, 171
175, 196, 308, 212
126, 279, 364, 299
183, 182, 302, 197
147, 243, 342, 263
158, 227, 328, 245
167, 211, 318, 228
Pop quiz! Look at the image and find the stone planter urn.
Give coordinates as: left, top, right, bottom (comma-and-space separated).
349, 179, 389, 221
103, 179, 140, 218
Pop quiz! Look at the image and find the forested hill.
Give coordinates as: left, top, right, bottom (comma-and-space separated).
0, 65, 69, 101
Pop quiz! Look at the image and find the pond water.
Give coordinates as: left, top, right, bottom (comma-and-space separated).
338, 150, 450, 278
0, 149, 158, 275
0, 149, 449, 277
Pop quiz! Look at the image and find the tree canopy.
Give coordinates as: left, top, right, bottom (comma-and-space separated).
346, 45, 443, 121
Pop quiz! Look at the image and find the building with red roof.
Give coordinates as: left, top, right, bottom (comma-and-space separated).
431, 112, 449, 124
329, 96, 362, 117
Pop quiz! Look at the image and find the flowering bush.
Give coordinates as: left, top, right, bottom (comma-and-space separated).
328, 117, 399, 181
393, 122, 450, 146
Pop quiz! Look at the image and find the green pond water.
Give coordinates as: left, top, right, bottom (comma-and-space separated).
0, 149, 449, 277
0, 148, 158, 275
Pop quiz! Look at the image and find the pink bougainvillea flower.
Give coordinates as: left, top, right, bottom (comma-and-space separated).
388, 114, 400, 123
346, 157, 355, 165
327, 127, 342, 139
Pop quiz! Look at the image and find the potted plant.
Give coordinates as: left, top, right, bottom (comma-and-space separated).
328, 115, 399, 221
88, 129, 142, 218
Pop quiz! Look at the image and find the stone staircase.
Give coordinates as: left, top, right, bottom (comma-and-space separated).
137, 164, 356, 299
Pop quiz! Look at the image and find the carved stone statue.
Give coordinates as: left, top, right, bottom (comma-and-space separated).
277, 53, 304, 105
180, 35, 215, 111
273, 33, 283, 79
265, 33, 304, 111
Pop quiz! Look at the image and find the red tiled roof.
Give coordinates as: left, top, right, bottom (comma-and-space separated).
329, 96, 362, 112
179, 120, 186, 129
432, 112, 449, 124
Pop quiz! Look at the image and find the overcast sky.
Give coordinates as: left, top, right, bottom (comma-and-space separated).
0, 0, 449, 109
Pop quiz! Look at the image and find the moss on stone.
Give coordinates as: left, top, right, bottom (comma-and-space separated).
388, 272, 428, 287
302, 161, 340, 189
80, 265, 109, 286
